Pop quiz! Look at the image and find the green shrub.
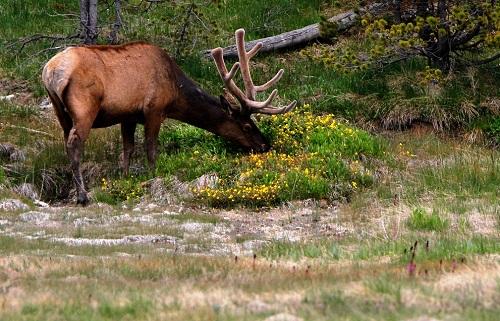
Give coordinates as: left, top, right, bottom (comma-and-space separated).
407, 207, 449, 232
192, 105, 387, 206
483, 116, 500, 145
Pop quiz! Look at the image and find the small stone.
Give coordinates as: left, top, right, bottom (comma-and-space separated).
39, 97, 53, 110
34, 200, 49, 208
0, 199, 29, 212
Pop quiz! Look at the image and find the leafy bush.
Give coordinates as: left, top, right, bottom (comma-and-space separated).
482, 116, 500, 145
407, 207, 449, 232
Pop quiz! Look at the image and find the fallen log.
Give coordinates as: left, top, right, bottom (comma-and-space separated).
203, 2, 388, 59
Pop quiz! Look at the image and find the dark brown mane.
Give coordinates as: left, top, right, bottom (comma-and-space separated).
77, 41, 150, 51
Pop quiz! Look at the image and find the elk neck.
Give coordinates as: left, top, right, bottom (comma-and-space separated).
170, 72, 232, 135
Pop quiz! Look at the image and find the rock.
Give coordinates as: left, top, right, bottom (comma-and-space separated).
148, 176, 190, 204
13, 183, 39, 201
191, 173, 219, 190
0, 143, 25, 162
0, 199, 29, 212
19, 211, 50, 224
242, 239, 267, 252
247, 299, 272, 314
145, 203, 158, 210
74, 217, 98, 227
51, 234, 178, 246
181, 222, 213, 234
34, 200, 50, 208
0, 94, 15, 101
264, 313, 303, 321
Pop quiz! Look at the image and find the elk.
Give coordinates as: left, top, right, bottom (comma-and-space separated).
42, 29, 296, 205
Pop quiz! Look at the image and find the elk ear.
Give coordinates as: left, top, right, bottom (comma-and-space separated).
219, 95, 238, 116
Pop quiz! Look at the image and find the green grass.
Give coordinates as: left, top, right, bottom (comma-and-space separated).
407, 207, 449, 232
15, 298, 152, 321
260, 236, 500, 263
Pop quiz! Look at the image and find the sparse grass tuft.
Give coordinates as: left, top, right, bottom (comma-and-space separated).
407, 207, 449, 232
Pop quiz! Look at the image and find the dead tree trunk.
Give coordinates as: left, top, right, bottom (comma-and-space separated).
394, 0, 403, 23
80, 0, 98, 44
108, 0, 123, 44
203, 2, 387, 59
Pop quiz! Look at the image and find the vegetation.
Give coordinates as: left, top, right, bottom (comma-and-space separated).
0, 1, 499, 320
407, 207, 449, 231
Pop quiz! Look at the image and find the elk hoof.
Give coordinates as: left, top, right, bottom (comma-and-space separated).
76, 193, 89, 206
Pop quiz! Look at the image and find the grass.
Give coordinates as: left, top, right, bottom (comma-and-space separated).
0, 237, 498, 321
1, 1, 500, 320
407, 207, 449, 232
260, 236, 499, 263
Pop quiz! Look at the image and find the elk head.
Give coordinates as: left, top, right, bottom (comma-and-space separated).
211, 28, 296, 152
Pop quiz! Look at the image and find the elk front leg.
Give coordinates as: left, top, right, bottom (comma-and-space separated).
144, 117, 162, 170
120, 122, 136, 176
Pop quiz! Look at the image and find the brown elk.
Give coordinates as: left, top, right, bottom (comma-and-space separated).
42, 29, 296, 205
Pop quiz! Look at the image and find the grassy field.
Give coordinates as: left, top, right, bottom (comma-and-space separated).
0, 0, 499, 320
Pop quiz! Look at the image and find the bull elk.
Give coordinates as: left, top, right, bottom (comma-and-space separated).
42, 28, 296, 205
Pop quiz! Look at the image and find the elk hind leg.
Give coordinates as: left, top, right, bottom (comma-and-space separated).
65, 99, 98, 205
120, 122, 136, 176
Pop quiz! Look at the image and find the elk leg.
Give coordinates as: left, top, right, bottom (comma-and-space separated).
66, 126, 89, 205
65, 98, 98, 206
144, 118, 162, 170
120, 122, 136, 176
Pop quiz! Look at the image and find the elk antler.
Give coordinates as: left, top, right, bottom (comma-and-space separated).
211, 29, 297, 115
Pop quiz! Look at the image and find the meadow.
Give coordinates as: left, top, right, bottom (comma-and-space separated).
0, 1, 498, 320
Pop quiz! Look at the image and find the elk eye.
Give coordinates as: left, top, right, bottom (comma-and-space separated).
243, 123, 252, 132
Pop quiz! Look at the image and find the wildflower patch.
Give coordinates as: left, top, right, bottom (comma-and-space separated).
190, 105, 386, 206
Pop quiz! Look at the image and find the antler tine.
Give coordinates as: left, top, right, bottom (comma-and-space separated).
235, 29, 257, 100
255, 69, 284, 92
211, 47, 247, 105
258, 100, 297, 115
